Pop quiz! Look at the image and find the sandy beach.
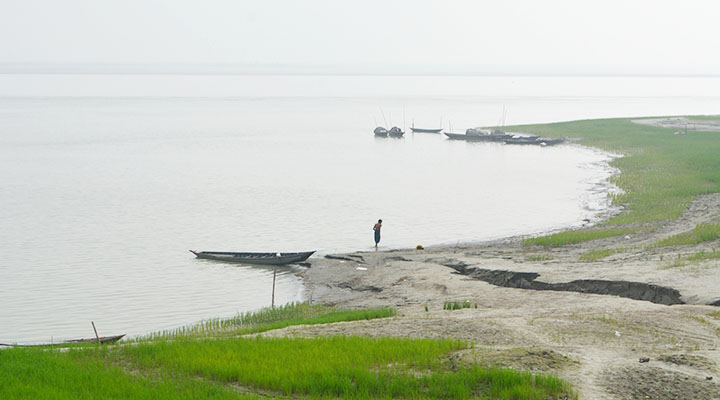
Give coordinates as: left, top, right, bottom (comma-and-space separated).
258, 188, 720, 399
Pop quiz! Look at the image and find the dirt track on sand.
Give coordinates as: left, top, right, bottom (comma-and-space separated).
261, 194, 720, 399
633, 117, 720, 133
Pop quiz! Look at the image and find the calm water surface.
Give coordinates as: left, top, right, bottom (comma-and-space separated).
2, 74, 720, 342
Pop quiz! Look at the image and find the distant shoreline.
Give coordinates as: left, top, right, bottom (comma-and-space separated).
300, 116, 720, 398
2, 63, 720, 77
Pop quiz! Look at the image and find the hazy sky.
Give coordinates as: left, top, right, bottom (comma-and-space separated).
2, 0, 719, 74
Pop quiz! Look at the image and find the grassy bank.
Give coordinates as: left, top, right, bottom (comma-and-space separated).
0, 303, 575, 399
143, 301, 397, 339
515, 117, 720, 245
0, 347, 249, 400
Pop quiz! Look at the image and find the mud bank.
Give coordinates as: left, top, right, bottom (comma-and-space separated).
443, 263, 684, 306
284, 193, 720, 399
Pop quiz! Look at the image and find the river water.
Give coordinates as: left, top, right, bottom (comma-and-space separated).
2, 74, 719, 343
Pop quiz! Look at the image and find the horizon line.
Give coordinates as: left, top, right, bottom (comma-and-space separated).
1, 62, 719, 78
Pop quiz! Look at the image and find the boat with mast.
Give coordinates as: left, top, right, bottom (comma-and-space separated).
409, 118, 443, 133
374, 127, 388, 137
388, 126, 405, 137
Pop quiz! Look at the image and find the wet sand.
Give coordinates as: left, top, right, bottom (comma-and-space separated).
263, 193, 720, 399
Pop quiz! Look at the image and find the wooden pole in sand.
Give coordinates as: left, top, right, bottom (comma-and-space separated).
91, 321, 101, 345
271, 267, 277, 308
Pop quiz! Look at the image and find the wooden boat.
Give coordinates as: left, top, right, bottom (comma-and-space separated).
1, 334, 126, 347
388, 126, 404, 137
65, 334, 126, 344
374, 127, 388, 137
190, 250, 315, 265
503, 135, 565, 146
409, 127, 443, 133
536, 137, 566, 146
503, 136, 540, 145
444, 132, 505, 142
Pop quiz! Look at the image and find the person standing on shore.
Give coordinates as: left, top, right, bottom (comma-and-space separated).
373, 219, 382, 249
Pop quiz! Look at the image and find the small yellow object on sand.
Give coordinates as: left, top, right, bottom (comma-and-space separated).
416, 244, 424, 250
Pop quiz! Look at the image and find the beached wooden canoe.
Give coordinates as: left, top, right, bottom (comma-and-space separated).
190, 250, 315, 265
0, 334, 126, 347
444, 132, 503, 142
65, 334, 126, 344
503, 136, 540, 145
503, 136, 565, 146
535, 137, 566, 146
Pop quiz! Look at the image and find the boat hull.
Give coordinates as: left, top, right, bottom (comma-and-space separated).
504, 137, 565, 146
65, 334, 126, 344
409, 127, 443, 133
374, 127, 388, 137
190, 250, 315, 265
536, 138, 565, 146
388, 126, 404, 137
444, 132, 507, 142
1, 334, 126, 347
445, 132, 564, 146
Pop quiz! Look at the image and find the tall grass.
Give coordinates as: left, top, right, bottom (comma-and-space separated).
522, 226, 642, 247
1, 307, 576, 399
1, 338, 575, 399
665, 248, 720, 268
578, 223, 720, 261
525, 254, 554, 261
114, 336, 574, 399
0, 347, 252, 399
650, 223, 720, 248
513, 117, 720, 245
686, 248, 720, 262
578, 248, 621, 261
142, 302, 395, 340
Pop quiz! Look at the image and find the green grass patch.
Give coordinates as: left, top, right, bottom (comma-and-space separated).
686, 248, 720, 261
664, 248, 720, 268
578, 248, 621, 261
522, 226, 642, 247
579, 223, 720, 261
594, 314, 622, 327
1, 305, 575, 399
443, 300, 474, 310
113, 336, 574, 399
509, 117, 720, 245
525, 254, 554, 261
651, 223, 720, 248
142, 302, 396, 339
0, 347, 251, 399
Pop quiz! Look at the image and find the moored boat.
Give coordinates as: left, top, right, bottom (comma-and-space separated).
374, 127, 388, 137
444, 132, 471, 140
388, 126, 405, 137
409, 127, 443, 133
190, 250, 315, 265
503, 135, 540, 145
503, 135, 566, 146
536, 137, 566, 146
445, 129, 565, 146
466, 128, 514, 141
444, 132, 507, 142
